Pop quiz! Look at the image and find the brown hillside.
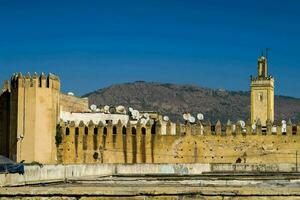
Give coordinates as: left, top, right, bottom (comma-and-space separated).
83, 82, 300, 123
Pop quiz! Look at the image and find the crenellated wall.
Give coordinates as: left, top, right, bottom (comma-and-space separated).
9, 72, 60, 163
57, 119, 300, 164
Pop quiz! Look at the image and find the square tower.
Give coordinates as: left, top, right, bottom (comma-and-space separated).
251, 56, 274, 126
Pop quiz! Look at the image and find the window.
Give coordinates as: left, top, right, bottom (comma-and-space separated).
142, 127, 146, 135
122, 126, 127, 135
132, 127, 136, 135
259, 93, 263, 102
113, 126, 117, 135
66, 127, 70, 135
94, 127, 98, 135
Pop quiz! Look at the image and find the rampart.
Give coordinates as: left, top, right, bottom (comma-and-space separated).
5, 73, 60, 163
57, 119, 300, 164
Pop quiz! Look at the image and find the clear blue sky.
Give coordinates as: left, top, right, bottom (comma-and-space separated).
0, 0, 300, 97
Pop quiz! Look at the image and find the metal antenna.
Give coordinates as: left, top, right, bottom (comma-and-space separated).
266, 48, 270, 66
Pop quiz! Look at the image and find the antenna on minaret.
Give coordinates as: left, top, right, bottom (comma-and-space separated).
261, 49, 264, 57
266, 47, 270, 63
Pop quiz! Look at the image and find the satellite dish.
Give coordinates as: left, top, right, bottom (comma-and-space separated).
104, 105, 110, 113
183, 113, 190, 121
90, 104, 97, 111
189, 116, 196, 123
163, 116, 169, 121
238, 120, 246, 128
109, 106, 116, 114
140, 118, 147, 125
144, 113, 149, 119
132, 110, 140, 120
67, 92, 74, 96
129, 107, 134, 113
95, 108, 101, 112
197, 113, 204, 121
116, 105, 125, 113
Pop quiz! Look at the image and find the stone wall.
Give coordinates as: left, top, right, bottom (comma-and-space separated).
8, 73, 60, 163
57, 120, 300, 164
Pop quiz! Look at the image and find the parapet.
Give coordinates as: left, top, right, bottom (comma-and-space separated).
58, 118, 300, 137
10, 72, 60, 90
251, 76, 274, 87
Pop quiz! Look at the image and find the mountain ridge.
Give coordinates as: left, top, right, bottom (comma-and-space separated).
83, 81, 300, 123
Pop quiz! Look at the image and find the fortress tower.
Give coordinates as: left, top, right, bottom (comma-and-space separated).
251, 56, 274, 126
8, 73, 60, 163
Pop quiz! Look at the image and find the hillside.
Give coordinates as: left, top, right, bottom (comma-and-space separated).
83, 81, 300, 123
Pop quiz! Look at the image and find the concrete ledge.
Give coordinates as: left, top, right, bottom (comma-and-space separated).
0, 163, 298, 187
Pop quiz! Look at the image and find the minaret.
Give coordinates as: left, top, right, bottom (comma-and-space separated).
251, 56, 274, 126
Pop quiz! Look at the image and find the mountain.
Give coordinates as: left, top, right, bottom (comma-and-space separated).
83, 81, 300, 123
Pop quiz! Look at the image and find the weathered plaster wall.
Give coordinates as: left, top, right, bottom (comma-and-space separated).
8, 73, 60, 163
57, 120, 300, 164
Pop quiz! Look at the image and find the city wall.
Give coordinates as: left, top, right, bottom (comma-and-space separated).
57, 120, 300, 164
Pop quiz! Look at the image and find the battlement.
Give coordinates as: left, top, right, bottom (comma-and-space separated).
59, 119, 300, 138
56, 118, 300, 164
10, 72, 60, 90
251, 76, 274, 87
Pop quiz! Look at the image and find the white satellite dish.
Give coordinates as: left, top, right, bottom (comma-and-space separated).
163, 116, 169, 121
67, 92, 74, 96
104, 105, 110, 113
116, 105, 125, 113
189, 116, 196, 123
238, 120, 246, 128
90, 104, 97, 111
129, 107, 134, 113
132, 110, 140, 120
144, 113, 149, 119
197, 113, 204, 121
140, 118, 147, 125
183, 113, 190, 121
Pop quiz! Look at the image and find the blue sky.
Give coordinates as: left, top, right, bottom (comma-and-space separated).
0, 0, 300, 97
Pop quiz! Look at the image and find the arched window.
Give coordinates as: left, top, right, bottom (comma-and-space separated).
132, 127, 136, 135
94, 127, 98, 135
75, 127, 79, 135
122, 126, 127, 135
142, 127, 146, 135
113, 126, 117, 135
103, 127, 107, 135
84, 127, 88, 135
151, 122, 156, 134
66, 127, 70, 135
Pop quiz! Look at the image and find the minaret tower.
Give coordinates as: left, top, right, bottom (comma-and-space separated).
251, 56, 274, 126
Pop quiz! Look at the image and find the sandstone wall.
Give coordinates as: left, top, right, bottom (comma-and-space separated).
57, 120, 300, 164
